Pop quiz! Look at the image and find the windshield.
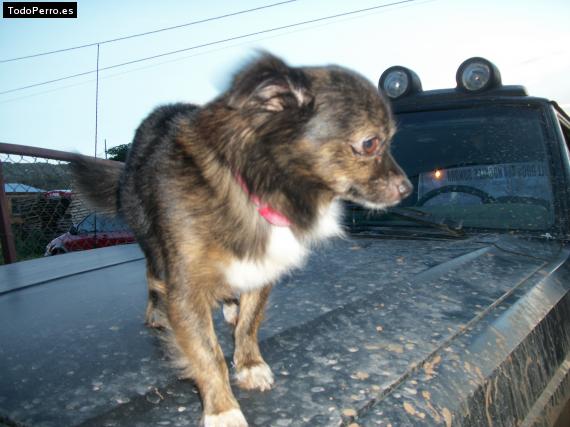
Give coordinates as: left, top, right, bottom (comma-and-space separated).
354, 105, 555, 232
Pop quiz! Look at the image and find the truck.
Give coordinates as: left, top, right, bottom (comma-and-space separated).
1, 57, 569, 426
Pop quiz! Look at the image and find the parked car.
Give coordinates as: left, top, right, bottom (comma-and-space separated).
44, 212, 135, 255
1, 58, 568, 426
42, 189, 73, 200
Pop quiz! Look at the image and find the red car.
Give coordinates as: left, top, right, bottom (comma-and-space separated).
45, 213, 135, 255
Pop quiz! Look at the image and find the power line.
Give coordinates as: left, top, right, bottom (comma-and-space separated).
0, 0, 298, 63
0, 0, 434, 105
0, 0, 420, 96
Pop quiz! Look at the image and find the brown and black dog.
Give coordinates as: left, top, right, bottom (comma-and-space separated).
72, 53, 411, 426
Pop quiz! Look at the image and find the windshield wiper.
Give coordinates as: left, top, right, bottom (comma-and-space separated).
386, 207, 466, 237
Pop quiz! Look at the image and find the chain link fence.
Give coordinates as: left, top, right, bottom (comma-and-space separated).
0, 145, 134, 264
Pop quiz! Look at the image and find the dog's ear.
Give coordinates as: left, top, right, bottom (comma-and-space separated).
227, 53, 313, 112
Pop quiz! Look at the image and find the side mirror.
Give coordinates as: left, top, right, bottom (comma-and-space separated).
69, 225, 78, 235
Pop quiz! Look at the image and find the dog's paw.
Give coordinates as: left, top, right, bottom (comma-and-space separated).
235, 362, 274, 391
222, 302, 239, 326
203, 408, 248, 427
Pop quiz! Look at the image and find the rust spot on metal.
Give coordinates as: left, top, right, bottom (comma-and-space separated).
352, 371, 369, 380
387, 343, 404, 354
403, 401, 416, 416
425, 401, 441, 423
342, 408, 357, 418
424, 354, 442, 379
485, 380, 494, 426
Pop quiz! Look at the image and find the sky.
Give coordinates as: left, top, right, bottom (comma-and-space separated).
1, 0, 569, 157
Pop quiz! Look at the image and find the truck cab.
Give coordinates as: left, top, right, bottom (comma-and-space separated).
347, 57, 570, 243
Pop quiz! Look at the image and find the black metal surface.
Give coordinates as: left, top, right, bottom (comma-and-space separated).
1, 234, 569, 426
388, 87, 533, 114
0, 244, 143, 295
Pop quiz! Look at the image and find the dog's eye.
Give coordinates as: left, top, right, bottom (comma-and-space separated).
362, 137, 380, 156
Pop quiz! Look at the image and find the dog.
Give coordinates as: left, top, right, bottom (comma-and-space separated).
72, 52, 412, 427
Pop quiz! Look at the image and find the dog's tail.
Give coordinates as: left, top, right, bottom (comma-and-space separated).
70, 155, 124, 214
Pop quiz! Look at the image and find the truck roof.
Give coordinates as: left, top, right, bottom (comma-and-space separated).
388, 86, 554, 114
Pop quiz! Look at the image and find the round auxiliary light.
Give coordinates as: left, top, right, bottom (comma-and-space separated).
383, 70, 409, 98
379, 66, 422, 100
456, 57, 501, 93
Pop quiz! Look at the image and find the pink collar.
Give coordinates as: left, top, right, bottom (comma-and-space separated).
235, 174, 292, 227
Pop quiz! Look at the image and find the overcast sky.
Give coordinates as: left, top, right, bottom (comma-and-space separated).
1, 0, 569, 156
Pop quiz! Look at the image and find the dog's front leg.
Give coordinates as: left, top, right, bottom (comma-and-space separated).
233, 284, 274, 391
167, 287, 247, 427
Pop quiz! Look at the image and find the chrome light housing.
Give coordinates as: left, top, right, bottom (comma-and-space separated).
379, 66, 422, 100
456, 57, 501, 93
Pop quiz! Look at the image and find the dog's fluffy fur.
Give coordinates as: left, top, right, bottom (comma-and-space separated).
72, 53, 411, 427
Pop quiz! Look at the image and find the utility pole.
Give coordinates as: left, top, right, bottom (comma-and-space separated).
94, 43, 100, 158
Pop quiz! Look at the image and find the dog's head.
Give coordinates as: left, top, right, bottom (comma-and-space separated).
223, 53, 412, 210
